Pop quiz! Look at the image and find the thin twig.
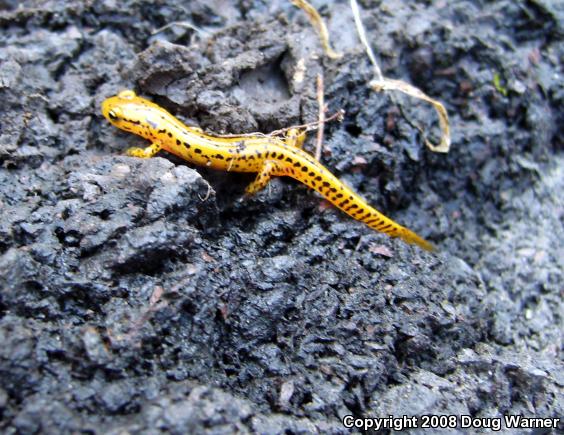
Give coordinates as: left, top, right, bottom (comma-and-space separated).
268, 110, 344, 137
210, 110, 344, 139
315, 73, 326, 161
198, 183, 213, 201
152, 21, 209, 36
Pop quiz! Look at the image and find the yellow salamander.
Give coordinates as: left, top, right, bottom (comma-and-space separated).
102, 90, 434, 251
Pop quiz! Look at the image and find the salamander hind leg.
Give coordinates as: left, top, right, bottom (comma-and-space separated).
126, 142, 162, 158
245, 161, 277, 195
284, 128, 307, 149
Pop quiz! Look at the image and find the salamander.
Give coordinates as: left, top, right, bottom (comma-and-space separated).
102, 90, 434, 251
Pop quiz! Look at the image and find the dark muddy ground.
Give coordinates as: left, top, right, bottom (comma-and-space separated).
0, 0, 562, 433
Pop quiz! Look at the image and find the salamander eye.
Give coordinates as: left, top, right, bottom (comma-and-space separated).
108, 110, 118, 120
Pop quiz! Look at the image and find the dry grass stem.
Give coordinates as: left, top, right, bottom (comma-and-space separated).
291, 0, 343, 59
351, 0, 450, 152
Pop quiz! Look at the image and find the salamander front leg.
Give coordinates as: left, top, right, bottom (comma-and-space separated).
245, 161, 276, 195
126, 142, 162, 158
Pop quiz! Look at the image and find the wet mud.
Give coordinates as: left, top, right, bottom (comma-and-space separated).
0, 1, 562, 433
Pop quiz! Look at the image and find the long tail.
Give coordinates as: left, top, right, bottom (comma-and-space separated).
338, 186, 435, 251
296, 166, 435, 251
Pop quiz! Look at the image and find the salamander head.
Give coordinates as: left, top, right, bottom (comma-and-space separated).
101, 90, 165, 139
102, 90, 143, 127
